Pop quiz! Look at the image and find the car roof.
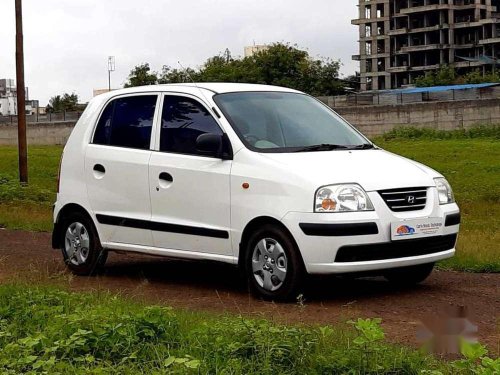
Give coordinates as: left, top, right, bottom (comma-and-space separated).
94, 83, 301, 102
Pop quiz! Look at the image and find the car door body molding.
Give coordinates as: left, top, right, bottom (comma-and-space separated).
95, 214, 229, 239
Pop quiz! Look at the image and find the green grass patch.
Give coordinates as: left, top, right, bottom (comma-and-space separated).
0, 133, 498, 272
1, 284, 498, 374
373, 137, 500, 272
0, 146, 61, 230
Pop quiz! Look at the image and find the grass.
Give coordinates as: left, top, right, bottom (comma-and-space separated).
0, 145, 61, 231
1, 284, 498, 374
373, 135, 500, 272
0, 129, 498, 272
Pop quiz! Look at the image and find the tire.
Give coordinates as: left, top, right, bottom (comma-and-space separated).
384, 262, 435, 285
59, 212, 107, 276
244, 224, 305, 301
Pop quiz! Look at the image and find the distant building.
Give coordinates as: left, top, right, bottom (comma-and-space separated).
352, 0, 500, 91
0, 78, 37, 116
0, 79, 16, 116
26, 100, 39, 116
0, 97, 16, 116
0, 79, 15, 98
244, 44, 269, 57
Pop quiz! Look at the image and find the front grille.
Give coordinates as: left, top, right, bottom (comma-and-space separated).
378, 187, 428, 212
335, 234, 457, 263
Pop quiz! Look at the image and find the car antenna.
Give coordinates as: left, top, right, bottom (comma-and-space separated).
177, 61, 221, 118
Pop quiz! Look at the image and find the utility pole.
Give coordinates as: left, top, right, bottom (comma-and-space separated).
108, 56, 115, 91
224, 48, 231, 63
15, 0, 28, 184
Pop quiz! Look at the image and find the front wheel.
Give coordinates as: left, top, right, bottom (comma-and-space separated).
384, 263, 435, 285
245, 225, 305, 301
60, 212, 107, 275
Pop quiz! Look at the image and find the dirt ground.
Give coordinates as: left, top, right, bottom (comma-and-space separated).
0, 229, 498, 354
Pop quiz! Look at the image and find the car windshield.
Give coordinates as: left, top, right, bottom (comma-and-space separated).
214, 92, 371, 152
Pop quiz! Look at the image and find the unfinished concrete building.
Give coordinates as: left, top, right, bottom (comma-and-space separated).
352, 0, 500, 91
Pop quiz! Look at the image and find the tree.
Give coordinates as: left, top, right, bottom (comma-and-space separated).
415, 65, 456, 87
414, 65, 500, 87
46, 93, 79, 113
124, 63, 158, 87
460, 69, 500, 84
158, 66, 199, 84
153, 43, 346, 96
343, 72, 361, 92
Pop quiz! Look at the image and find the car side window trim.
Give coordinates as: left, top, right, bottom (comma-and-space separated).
90, 92, 161, 151
151, 92, 229, 159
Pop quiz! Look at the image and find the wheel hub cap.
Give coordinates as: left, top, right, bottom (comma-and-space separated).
64, 222, 90, 266
251, 238, 287, 292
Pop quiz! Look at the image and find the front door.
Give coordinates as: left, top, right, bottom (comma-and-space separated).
148, 94, 232, 257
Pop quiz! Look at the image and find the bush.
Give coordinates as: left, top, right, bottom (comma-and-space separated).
0, 175, 54, 205
414, 65, 500, 87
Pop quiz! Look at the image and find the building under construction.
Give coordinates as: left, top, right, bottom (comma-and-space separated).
352, 0, 500, 91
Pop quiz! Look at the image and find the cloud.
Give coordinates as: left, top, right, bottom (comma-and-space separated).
0, 0, 359, 105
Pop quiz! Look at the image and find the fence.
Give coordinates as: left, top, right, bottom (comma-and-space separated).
318, 85, 500, 108
0, 111, 82, 125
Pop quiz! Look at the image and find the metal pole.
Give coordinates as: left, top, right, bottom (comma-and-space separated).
15, 0, 28, 184
107, 56, 115, 91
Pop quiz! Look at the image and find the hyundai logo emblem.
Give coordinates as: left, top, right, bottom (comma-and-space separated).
407, 195, 415, 204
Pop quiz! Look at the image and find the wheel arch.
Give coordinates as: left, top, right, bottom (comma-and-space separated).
52, 203, 96, 249
237, 216, 303, 270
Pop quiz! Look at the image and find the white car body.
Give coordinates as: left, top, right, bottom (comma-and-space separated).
54, 83, 460, 277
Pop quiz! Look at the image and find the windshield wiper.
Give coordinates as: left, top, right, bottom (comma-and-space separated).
348, 143, 375, 150
294, 144, 350, 152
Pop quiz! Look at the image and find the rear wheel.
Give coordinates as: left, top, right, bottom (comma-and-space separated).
245, 224, 305, 301
384, 263, 435, 285
60, 212, 107, 275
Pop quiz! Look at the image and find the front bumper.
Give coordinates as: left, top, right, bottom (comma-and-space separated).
281, 188, 460, 274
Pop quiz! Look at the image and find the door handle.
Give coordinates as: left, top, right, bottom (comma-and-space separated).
93, 164, 105, 174
159, 172, 173, 183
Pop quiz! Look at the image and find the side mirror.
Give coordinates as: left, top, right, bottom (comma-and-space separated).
196, 133, 222, 155
196, 133, 233, 160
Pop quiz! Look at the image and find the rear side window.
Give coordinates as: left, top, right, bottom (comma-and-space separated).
93, 95, 157, 150
160, 96, 222, 155
93, 101, 114, 145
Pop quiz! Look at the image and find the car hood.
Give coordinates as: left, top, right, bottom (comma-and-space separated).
260, 149, 440, 191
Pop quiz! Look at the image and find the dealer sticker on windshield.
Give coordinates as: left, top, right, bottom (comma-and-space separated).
391, 218, 444, 241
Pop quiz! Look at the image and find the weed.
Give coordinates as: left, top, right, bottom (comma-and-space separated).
0, 284, 472, 374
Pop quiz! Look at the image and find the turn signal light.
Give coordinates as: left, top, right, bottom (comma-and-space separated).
321, 198, 337, 211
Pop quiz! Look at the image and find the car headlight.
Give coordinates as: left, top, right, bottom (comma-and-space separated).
434, 178, 455, 204
315, 184, 374, 212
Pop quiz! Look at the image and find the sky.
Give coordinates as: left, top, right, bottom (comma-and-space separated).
0, 0, 359, 106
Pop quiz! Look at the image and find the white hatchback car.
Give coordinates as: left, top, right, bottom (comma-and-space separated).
53, 83, 460, 300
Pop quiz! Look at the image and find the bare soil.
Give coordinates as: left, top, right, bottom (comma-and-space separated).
0, 229, 498, 354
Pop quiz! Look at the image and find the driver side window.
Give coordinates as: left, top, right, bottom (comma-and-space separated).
160, 96, 223, 156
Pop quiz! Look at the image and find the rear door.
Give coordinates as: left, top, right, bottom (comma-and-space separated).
85, 93, 159, 246
148, 93, 233, 257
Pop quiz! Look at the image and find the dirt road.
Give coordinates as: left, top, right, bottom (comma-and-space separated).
0, 229, 498, 353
